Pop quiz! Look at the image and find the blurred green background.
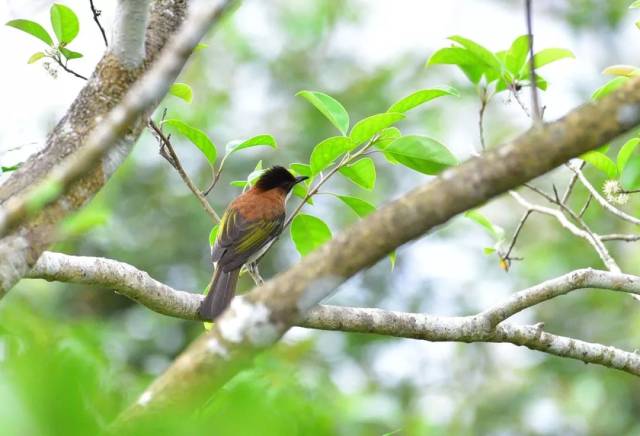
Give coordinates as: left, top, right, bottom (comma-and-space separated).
3, 0, 640, 434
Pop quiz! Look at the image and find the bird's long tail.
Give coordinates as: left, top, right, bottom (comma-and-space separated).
199, 266, 240, 321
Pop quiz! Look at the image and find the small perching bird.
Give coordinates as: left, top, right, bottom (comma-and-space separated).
199, 166, 308, 320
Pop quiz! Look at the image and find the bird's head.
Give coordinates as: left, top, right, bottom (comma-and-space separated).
254, 166, 308, 193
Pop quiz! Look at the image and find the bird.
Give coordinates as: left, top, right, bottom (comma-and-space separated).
199, 166, 308, 321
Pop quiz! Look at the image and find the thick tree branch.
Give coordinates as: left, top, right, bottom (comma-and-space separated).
302, 307, 640, 377
0, 0, 188, 294
26, 252, 640, 379
0, 0, 235, 238
29, 251, 201, 320
0, 0, 237, 295
111, 0, 151, 68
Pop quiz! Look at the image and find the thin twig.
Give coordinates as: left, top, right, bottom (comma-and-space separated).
478, 87, 488, 150
578, 194, 592, 218
561, 161, 585, 204
89, 0, 109, 47
525, 0, 542, 122
510, 86, 531, 118
568, 163, 640, 226
502, 209, 532, 267
601, 234, 640, 242
52, 55, 88, 80
203, 169, 221, 196
510, 191, 620, 272
148, 120, 220, 223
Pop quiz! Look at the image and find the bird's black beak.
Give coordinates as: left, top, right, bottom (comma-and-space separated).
294, 175, 309, 185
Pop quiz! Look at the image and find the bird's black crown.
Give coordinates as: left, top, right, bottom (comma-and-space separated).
255, 166, 297, 191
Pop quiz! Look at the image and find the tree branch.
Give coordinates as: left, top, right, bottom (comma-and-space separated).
0, 0, 237, 294
89, 0, 109, 47
52, 54, 88, 80
0, 0, 236, 239
568, 162, 640, 226
302, 307, 640, 377
111, 0, 151, 69
0, 0, 189, 294
26, 252, 640, 379
525, 0, 542, 122
510, 191, 620, 272
148, 120, 220, 222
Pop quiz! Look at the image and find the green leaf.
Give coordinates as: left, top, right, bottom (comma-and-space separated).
339, 158, 376, 190
0, 164, 20, 173
389, 250, 397, 270
580, 151, 618, 179
429, 48, 490, 84
532, 48, 574, 69
161, 119, 217, 166
289, 163, 312, 178
290, 214, 332, 256
297, 90, 350, 135
169, 83, 193, 103
309, 136, 354, 175
195, 43, 208, 51
617, 137, 640, 174
387, 87, 459, 113
59, 47, 82, 60
448, 35, 502, 71
373, 127, 401, 150
621, 155, 640, 189
60, 207, 110, 237
292, 182, 313, 204
50, 3, 79, 45
533, 74, 548, 91
337, 195, 375, 217
505, 35, 529, 75
631, 0, 640, 8
350, 113, 405, 146
591, 77, 628, 100
385, 135, 457, 175
374, 127, 403, 164
6, 19, 53, 46
464, 210, 504, 241
27, 52, 46, 64
230, 180, 248, 187
226, 134, 277, 154
209, 224, 220, 246
602, 65, 640, 77
427, 47, 478, 67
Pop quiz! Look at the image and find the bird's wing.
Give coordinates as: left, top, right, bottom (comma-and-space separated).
211, 207, 284, 272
